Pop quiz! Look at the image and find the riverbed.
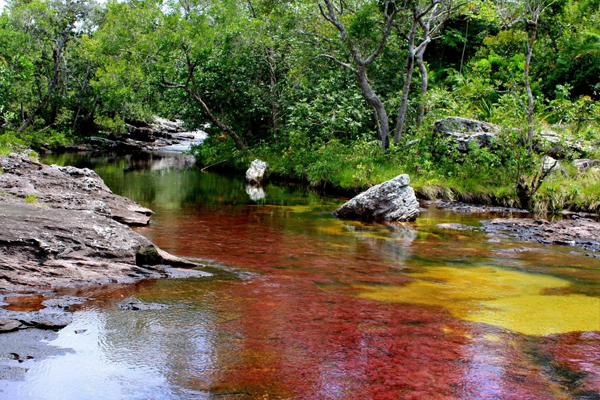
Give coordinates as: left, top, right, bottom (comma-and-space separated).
1, 152, 599, 400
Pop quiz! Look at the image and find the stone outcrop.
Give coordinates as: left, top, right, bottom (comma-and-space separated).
246, 159, 269, 184
0, 203, 195, 291
74, 117, 207, 153
422, 200, 529, 215
150, 117, 185, 134
433, 117, 500, 152
333, 174, 419, 222
542, 155, 560, 173
538, 130, 590, 159
572, 159, 600, 173
0, 155, 153, 225
0, 155, 199, 292
480, 217, 600, 255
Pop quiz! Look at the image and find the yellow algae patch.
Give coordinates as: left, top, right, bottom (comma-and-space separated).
327, 243, 351, 248
317, 225, 350, 237
482, 333, 503, 342
355, 266, 600, 335
467, 294, 600, 336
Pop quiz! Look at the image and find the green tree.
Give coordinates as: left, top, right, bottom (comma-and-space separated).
316, 0, 401, 151
3, 0, 94, 133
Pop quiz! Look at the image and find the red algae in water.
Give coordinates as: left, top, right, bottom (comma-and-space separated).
35, 152, 600, 400
538, 331, 600, 396
139, 201, 599, 399
205, 273, 581, 400
2, 294, 46, 311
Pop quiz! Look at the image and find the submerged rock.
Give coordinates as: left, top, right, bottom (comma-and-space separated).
246, 159, 269, 184
118, 300, 169, 311
436, 223, 474, 231
433, 117, 499, 152
333, 174, 419, 222
0, 329, 67, 380
422, 200, 528, 215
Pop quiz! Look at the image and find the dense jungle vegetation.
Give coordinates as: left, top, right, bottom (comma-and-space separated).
1, 0, 599, 212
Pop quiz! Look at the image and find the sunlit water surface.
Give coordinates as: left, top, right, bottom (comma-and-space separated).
2, 152, 599, 400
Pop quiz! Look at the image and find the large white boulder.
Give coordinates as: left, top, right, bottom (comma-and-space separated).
333, 174, 419, 222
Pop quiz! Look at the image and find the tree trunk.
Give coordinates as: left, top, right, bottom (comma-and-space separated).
356, 65, 390, 150
394, 24, 417, 144
185, 55, 247, 151
189, 89, 247, 151
265, 46, 280, 142
18, 35, 67, 133
524, 22, 538, 147
394, 55, 415, 143
416, 50, 428, 125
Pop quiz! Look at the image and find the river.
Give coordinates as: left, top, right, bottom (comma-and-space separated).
2, 152, 599, 400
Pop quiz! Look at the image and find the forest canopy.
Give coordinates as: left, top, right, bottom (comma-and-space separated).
1, 0, 599, 211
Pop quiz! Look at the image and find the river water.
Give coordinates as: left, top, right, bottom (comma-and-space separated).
3, 152, 600, 400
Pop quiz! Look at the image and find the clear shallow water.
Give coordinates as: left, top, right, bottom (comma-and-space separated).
2, 152, 599, 400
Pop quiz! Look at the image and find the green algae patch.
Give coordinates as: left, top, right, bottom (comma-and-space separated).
355, 266, 600, 336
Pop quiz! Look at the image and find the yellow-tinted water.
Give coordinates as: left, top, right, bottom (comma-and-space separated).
355, 265, 600, 335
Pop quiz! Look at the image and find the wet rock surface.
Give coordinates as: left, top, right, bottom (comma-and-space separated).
423, 200, 529, 215
0, 294, 88, 342
0, 154, 201, 295
118, 300, 168, 311
0, 203, 194, 291
436, 223, 475, 231
333, 174, 419, 222
480, 217, 600, 254
0, 329, 69, 381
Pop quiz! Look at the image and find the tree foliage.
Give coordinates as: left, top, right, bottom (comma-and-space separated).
0, 0, 598, 208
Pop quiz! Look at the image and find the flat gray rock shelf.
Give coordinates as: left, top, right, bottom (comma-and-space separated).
0, 155, 153, 226
0, 154, 200, 292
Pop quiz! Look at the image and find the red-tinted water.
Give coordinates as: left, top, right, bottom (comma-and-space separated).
134, 201, 599, 400
13, 152, 595, 400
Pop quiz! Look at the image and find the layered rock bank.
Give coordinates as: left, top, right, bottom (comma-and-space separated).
480, 217, 600, 255
0, 154, 198, 292
0, 155, 153, 225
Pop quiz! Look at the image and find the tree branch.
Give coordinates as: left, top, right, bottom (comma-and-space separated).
364, 4, 399, 65
316, 54, 357, 73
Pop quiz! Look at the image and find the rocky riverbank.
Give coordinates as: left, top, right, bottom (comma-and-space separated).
62, 117, 207, 153
437, 215, 600, 257
0, 154, 206, 335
